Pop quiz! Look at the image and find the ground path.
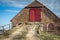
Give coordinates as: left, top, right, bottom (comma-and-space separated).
4, 24, 40, 40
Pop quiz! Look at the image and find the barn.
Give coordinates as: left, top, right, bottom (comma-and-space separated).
10, 0, 60, 32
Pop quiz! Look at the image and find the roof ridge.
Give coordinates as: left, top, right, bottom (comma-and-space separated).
25, 0, 44, 8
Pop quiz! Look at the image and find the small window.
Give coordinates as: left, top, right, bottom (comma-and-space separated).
48, 23, 55, 30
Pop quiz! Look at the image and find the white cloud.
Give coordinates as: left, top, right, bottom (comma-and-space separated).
5, 10, 19, 13
0, 0, 60, 17
39, 0, 60, 18
58, 15, 60, 18
0, 0, 28, 8
9, 3, 26, 8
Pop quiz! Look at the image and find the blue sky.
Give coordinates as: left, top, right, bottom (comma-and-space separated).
0, 0, 60, 26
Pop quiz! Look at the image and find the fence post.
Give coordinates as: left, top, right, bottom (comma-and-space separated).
9, 24, 10, 30
2, 26, 4, 34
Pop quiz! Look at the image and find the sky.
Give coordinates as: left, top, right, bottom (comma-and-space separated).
0, 0, 60, 26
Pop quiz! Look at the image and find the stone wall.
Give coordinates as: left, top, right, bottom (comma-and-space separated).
11, 8, 60, 32
11, 8, 29, 27
41, 8, 60, 31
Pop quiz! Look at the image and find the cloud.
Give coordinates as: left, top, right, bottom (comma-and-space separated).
9, 3, 26, 8
40, 0, 60, 18
42, 0, 60, 9
0, 0, 29, 8
39, 0, 60, 11
5, 10, 19, 13
0, 0, 60, 18
58, 15, 60, 18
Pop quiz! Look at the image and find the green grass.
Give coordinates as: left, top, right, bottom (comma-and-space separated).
39, 32, 60, 40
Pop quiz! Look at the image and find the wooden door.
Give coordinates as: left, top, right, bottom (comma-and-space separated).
29, 8, 41, 22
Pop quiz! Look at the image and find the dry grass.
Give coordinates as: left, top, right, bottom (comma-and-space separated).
0, 24, 60, 40
39, 32, 60, 40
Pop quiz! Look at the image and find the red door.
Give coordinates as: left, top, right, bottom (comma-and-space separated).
29, 8, 41, 22
29, 8, 35, 22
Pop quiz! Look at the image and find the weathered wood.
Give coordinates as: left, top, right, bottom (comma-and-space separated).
10, 0, 60, 32
0, 24, 11, 34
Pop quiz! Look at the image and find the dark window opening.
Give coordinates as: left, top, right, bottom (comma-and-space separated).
48, 23, 55, 30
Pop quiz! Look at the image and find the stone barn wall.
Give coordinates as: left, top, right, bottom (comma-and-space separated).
41, 8, 60, 32
11, 8, 29, 27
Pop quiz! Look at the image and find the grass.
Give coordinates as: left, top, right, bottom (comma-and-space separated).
12, 31, 27, 40
12, 27, 28, 40
11, 31, 60, 40
39, 32, 60, 40
1, 31, 60, 40
0, 25, 23, 40
3, 30, 60, 40
0, 24, 60, 40
9, 25, 23, 34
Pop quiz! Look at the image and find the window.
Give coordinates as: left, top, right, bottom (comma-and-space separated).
48, 23, 55, 30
